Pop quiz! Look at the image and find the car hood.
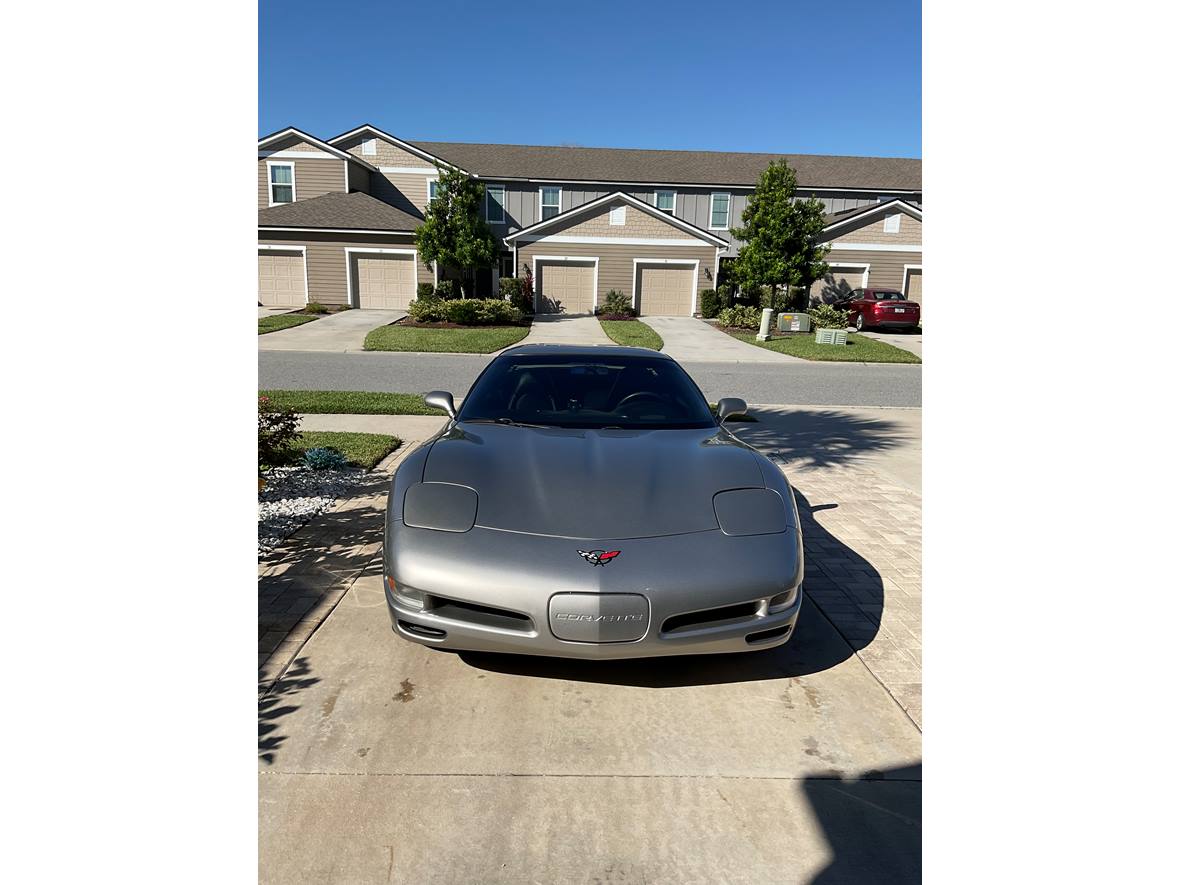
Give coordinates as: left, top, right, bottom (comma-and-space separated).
422, 423, 766, 539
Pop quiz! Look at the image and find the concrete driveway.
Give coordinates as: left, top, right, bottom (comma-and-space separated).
644, 316, 803, 363
519, 314, 612, 345
859, 329, 922, 358
258, 309, 406, 353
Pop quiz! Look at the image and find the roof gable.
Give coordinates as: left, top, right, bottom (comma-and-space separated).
327, 124, 465, 173
822, 199, 922, 236
258, 127, 377, 171
505, 191, 728, 247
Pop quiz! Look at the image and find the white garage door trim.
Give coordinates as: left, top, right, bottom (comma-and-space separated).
631, 258, 699, 315
532, 255, 599, 314
827, 262, 870, 288
258, 244, 309, 307
902, 264, 922, 296
344, 247, 418, 308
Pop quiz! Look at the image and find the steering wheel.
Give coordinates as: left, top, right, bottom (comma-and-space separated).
616, 391, 664, 410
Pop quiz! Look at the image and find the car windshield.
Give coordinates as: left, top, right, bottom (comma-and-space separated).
458, 353, 716, 430
875, 291, 906, 300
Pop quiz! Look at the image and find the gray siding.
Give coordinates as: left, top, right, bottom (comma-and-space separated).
347, 162, 370, 194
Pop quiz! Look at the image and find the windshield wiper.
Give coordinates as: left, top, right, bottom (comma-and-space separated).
463, 417, 554, 429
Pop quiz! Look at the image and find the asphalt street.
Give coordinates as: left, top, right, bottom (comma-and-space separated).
259, 351, 922, 408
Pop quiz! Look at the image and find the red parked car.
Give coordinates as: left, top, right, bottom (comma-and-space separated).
840, 288, 921, 332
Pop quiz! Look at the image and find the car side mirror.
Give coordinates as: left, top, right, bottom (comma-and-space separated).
716, 397, 747, 423
425, 390, 457, 419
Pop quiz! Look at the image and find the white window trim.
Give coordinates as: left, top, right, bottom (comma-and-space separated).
709, 192, 731, 230
609, 206, 626, 226
361, 137, 377, 156
343, 247, 419, 309
883, 214, 901, 233
258, 244, 309, 306
486, 185, 506, 224
538, 186, 562, 221
631, 258, 701, 315
266, 161, 296, 207
902, 264, 922, 298
531, 255, 599, 313
654, 190, 677, 213
826, 262, 871, 289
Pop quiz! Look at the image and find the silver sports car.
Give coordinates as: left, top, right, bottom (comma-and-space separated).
383, 344, 803, 659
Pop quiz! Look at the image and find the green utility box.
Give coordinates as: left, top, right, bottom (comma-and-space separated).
777, 312, 812, 333
815, 328, 849, 346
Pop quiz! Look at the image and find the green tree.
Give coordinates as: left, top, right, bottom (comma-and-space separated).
414, 165, 497, 298
729, 160, 830, 312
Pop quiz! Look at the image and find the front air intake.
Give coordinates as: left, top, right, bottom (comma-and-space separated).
661, 601, 761, 635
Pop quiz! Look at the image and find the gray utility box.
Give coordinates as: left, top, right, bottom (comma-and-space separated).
778, 312, 812, 333
815, 328, 849, 346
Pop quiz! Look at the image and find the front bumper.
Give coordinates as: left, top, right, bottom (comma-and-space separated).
384, 523, 803, 659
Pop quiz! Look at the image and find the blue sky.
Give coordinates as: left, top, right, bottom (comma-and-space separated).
259, 0, 920, 158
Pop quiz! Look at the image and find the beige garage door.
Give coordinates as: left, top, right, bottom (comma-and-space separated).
905, 269, 923, 306
355, 253, 416, 309
810, 267, 866, 303
636, 263, 694, 316
537, 261, 595, 314
258, 249, 306, 308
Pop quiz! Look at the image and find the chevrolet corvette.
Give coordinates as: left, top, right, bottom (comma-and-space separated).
383, 344, 803, 659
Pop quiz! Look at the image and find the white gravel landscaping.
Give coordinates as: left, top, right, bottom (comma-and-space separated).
258, 466, 367, 553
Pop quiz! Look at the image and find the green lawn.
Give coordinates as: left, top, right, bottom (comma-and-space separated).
259, 390, 447, 415
599, 319, 664, 351
295, 432, 402, 469
364, 324, 530, 353
727, 329, 921, 364
259, 314, 317, 335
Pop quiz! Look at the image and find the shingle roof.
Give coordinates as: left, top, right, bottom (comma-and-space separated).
822, 199, 922, 228
258, 191, 423, 231
410, 141, 921, 191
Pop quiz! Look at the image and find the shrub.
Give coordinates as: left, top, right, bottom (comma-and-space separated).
416, 282, 435, 300
303, 447, 349, 471
807, 303, 851, 330
434, 279, 460, 300
717, 305, 763, 329
408, 297, 447, 323
698, 288, 721, 318
258, 396, 302, 469
600, 290, 634, 317
447, 298, 522, 325
303, 301, 329, 315
716, 283, 735, 310
499, 277, 532, 314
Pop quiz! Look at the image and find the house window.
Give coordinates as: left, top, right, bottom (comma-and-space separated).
486, 185, 506, 224
710, 192, 731, 229
268, 162, 295, 205
609, 205, 626, 226
540, 186, 561, 220
428, 179, 441, 202
361, 137, 377, 156
655, 190, 676, 212
499, 254, 515, 279
883, 213, 901, 233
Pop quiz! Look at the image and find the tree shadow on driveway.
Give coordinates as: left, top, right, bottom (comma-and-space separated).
733, 406, 912, 472
258, 656, 319, 766
459, 486, 882, 688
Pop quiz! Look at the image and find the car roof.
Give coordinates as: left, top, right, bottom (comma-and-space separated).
499, 343, 677, 360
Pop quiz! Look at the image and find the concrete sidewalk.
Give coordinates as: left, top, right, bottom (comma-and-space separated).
644, 316, 804, 363
258, 309, 406, 353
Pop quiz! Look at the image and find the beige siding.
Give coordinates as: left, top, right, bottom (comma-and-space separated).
336, 133, 439, 169
258, 157, 347, 209
346, 161, 370, 194
370, 171, 432, 215
517, 241, 717, 313
262, 135, 324, 153
828, 211, 922, 245
538, 198, 697, 240
817, 249, 922, 291
259, 232, 428, 306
